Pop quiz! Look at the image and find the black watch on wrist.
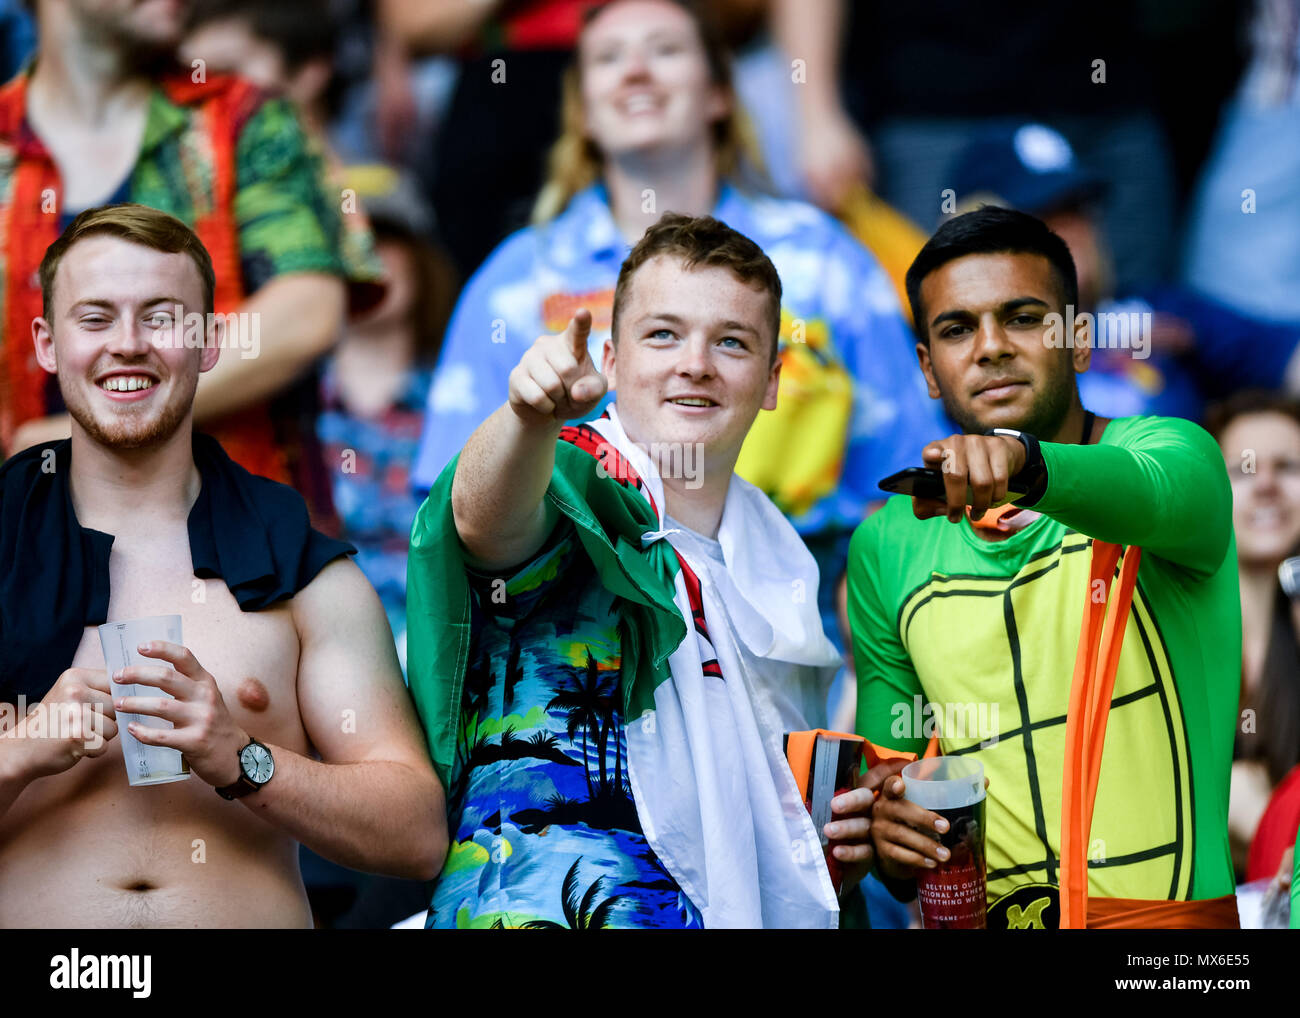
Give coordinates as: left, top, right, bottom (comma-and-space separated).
985, 428, 1048, 506
216, 737, 275, 800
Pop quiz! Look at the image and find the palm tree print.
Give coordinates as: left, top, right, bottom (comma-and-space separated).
547, 650, 614, 799
517, 858, 625, 930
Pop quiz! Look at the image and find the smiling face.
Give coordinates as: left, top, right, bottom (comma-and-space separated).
33, 234, 218, 450
578, 0, 729, 161
915, 251, 1086, 437
1221, 412, 1300, 567
603, 255, 779, 474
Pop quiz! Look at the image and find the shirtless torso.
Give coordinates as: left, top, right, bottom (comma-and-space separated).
0, 514, 314, 928
0, 186, 444, 929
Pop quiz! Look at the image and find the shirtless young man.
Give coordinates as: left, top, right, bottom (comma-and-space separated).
0, 204, 446, 928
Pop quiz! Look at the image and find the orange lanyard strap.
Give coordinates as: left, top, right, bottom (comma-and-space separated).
1059, 540, 1142, 929
1086, 893, 1239, 929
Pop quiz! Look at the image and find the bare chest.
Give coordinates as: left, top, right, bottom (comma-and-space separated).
68, 529, 306, 752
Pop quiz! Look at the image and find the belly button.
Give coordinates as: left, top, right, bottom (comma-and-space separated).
236, 677, 270, 712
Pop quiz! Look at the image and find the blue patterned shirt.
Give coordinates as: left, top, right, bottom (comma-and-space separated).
426, 521, 701, 929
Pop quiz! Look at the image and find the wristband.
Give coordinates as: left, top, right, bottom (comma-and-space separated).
985, 428, 1048, 506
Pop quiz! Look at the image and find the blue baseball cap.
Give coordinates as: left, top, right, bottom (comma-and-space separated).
950, 123, 1106, 217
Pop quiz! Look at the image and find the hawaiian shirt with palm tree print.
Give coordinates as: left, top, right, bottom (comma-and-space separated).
426, 521, 702, 929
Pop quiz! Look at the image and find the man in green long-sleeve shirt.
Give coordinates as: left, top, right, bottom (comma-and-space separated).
849, 207, 1241, 929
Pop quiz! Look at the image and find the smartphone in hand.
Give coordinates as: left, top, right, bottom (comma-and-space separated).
877, 466, 1032, 505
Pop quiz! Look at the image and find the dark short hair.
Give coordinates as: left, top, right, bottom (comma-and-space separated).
40, 203, 215, 321
611, 212, 782, 364
905, 205, 1079, 344
1205, 389, 1300, 442
187, 0, 338, 72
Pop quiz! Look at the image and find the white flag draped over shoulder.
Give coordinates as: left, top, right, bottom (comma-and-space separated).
582, 407, 843, 929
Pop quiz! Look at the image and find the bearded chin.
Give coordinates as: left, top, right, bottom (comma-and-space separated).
80, 9, 181, 71
63, 383, 193, 451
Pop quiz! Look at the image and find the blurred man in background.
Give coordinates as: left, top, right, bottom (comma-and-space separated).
0, 0, 383, 533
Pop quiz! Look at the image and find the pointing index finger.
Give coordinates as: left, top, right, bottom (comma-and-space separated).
568, 309, 593, 361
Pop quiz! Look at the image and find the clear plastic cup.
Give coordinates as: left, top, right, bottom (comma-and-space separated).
99, 615, 190, 787
903, 757, 987, 928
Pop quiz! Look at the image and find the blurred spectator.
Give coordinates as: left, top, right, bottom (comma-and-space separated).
1246, 761, 1299, 890
774, 0, 1178, 293
1208, 392, 1300, 879
182, 0, 456, 711
1183, 0, 1300, 327
182, 0, 384, 294
726, 0, 930, 312
185, 0, 426, 169
381, 0, 611, 281
948, 122, 1300, 421
0, 0, 382, 535
411, 0, 946, 654
182, 4, 440, 928
318, 166, 455, 679
326, 0, 455, 171
0, 0, 35, 81
185, 1, 340, 142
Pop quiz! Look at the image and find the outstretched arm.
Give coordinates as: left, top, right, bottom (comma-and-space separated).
1029, 417, 1232, 577
911, 417, 1233, 577
452, 309, 606, 570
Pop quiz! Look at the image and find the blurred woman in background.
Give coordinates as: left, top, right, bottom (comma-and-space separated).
318, 170, 455, 678
1209, 391, 1300, 881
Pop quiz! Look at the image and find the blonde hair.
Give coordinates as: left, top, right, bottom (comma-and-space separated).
531, 0, 765, 225
40, 203, 215, 319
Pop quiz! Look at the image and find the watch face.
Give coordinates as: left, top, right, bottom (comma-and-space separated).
1280, 557, 1300, 599
240, 742, 274, 785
